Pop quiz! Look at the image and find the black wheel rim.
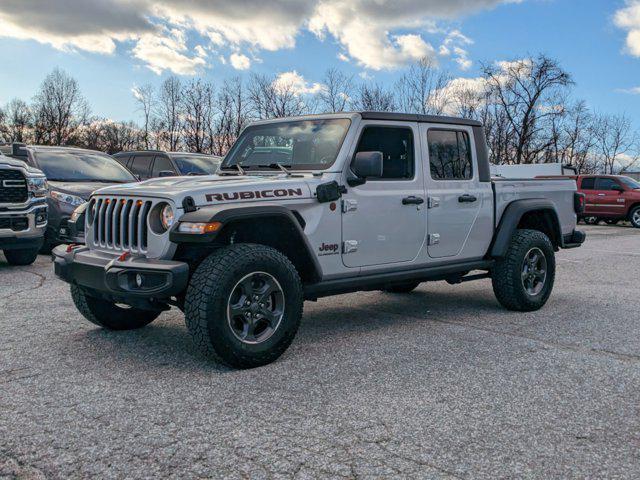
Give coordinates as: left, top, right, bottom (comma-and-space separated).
521, 247, 547, 296
227, 271, 285, 345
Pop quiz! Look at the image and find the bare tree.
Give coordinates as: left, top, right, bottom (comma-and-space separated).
395, 58, 450, 114
593, 113, 638, 174
248, 74, 308, 119
4, 98, 31, 142
31, 68, 89, 145
101, 120, 141, 154
157, 76, 183, 151
352, 83, 396, 112
318, 68, 353, 113
483, 55, 573, 164
210, 77, 250, 156
180, 79, 214, 153
132, 84, 155, 149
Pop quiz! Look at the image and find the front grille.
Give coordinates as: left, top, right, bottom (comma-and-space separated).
0, 216, 29, 231
89, 196, 153, 254
0, 169, 28, 204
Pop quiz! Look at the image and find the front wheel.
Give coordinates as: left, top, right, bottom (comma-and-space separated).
184, 244, 303, 369
491, 229, 555, 312
71, 285, 161, 330
629, 206, 640, 228
3, 248, 40, 266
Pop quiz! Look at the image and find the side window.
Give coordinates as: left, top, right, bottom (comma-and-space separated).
580, 177, 595, 190
151, 156, 175, 177
129, 155, 154, 178
113, 155, 130, 167
596, 178, 619, 191
354, 126, 414, 180
427, 130, 473, 180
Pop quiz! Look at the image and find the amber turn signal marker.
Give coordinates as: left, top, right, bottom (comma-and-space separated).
177, 221, 222, 234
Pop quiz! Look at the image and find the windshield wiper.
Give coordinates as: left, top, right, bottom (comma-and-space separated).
219, 164, 245, 175
257, 163, 293, 176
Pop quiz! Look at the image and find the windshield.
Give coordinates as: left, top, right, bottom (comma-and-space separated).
172, 155, 221, 175
222, 118, 351, 171
34, 151, 137, 182
620, 176, 640, 189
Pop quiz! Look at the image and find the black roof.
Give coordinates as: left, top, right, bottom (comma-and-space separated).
359, 111, 482, 127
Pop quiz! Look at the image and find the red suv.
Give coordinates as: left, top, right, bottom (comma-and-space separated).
577, 175, 640, 228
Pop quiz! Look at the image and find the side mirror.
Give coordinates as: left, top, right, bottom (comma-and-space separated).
351, 151, 383, 180
158, 170, 177, 178
612, 184, 624, 193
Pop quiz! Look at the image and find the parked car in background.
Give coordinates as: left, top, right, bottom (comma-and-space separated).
12, 146, 138, 251
113, 151, 222, 179
0, 151, 48, 265
577, 175, 640, 227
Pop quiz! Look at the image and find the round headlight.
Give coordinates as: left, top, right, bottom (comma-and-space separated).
160, 204, 174, 230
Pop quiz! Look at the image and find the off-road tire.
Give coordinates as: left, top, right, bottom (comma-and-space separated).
383, 281, 421, 293
184, 244, 303, 369
491, 229, 555, 312
3, 248, 40, 266
629, 206, 640, 228
71, 285, 160, 330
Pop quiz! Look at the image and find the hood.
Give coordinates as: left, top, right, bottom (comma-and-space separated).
48, 180, 126, 200
91, 173, 315, 207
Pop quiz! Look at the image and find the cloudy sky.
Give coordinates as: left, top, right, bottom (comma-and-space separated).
0, 0, 638, 124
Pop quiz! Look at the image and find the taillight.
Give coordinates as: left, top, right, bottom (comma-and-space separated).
574, 192, 586, 214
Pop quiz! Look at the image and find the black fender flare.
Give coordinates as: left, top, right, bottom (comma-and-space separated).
169, 203, 322, 281
490, 199, 563, 258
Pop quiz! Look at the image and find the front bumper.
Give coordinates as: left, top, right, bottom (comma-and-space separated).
0, 203, 47, 250
53, 246, 189, 301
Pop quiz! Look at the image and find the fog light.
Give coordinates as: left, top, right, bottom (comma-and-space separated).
135, 273, 144, 288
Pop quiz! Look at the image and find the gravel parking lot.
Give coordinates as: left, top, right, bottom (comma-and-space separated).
1, 224, 639, 479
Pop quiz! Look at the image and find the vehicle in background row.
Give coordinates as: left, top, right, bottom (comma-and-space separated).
54, 112, 585, 369
12, 146, 138, 251
576, 175, 640, 228
0, 151, 48, 265
113, 151, 222, 180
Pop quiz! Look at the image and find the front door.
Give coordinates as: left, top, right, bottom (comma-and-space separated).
421, 124, 489, 259
341, 122, 427, 268
594, 177, 626, 217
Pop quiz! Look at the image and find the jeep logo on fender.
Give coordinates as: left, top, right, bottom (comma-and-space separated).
206, 188, 303, 202
318, 242, 339, 256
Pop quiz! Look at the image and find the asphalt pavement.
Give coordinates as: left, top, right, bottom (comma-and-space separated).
1, 224, 639, 479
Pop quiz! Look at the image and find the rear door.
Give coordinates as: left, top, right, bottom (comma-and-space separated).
579, 177, 598, 214
421, 124, 491, 259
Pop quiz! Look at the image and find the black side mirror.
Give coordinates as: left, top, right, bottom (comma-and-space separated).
351, 151, 383, 180
158, 170, 177, 178
612, 184, 624, 193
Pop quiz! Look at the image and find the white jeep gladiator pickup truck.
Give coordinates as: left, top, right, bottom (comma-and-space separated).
0, 151, 48, 265
53, 112, 585, 368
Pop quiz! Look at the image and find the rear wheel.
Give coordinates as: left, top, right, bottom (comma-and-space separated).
629, 206, 640, 228
491, 229, 555, 312
184, 244, 303, 369
3, 248, 39, 266
383, 281, 421, 293
71, 285, 160, 330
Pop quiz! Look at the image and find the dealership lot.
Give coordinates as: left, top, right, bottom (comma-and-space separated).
1, 224, 639, 479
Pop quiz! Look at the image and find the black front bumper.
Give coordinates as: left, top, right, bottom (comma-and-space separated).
53, 246, 189, 301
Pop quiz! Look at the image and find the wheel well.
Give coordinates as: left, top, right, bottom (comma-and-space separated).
212, 216, 320, 283
517, 210, 561, 248
628, 202, 640, 217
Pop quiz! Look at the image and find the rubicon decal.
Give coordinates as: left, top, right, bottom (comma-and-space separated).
206, 188, 304, 202
318, 242, 339, 256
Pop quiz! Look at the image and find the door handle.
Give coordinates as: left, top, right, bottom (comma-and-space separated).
458, 194, 477, 203
402, 196, 425, 205
597, 193, 606, 196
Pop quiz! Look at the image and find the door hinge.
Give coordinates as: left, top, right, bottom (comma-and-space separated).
428, 233, 440, 246
342, 199, 358, 213
343, 240, 358, 254
427, 197, 440, 209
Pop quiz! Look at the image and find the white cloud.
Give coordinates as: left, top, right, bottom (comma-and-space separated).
615, 1, 640, 56
273, 71, 325, 96
132, 28, 207, 75
229, 52, 251, 70
0, 0, 519, 73
617, 86, 640, 94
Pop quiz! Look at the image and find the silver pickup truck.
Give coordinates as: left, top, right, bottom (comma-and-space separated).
0, 152, 48, 265
54, 112, 585, 368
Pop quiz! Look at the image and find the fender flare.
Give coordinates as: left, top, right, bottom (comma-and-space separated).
169, 203, 322, 281
490, 199, 563, 258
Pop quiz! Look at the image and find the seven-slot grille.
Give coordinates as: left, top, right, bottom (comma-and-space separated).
0, 169, 28, 204
90, 196, 153, 254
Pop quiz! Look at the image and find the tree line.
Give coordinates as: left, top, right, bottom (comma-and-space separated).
0, 54, 637, 174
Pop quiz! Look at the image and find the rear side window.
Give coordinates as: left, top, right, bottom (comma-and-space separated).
596, 178, 620, 190
354, 126, 414, 180
428, 130, 473, 180
580, 177, 595, 190
129, 155, 153, 178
